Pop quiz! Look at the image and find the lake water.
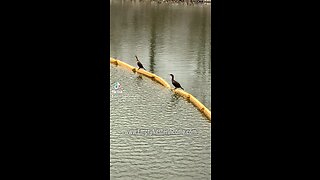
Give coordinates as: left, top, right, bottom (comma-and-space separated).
110, 0, 211, 110
110, 65, 211, 179
110, 1, 211, 179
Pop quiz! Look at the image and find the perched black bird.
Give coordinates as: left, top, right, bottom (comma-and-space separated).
169, 74, 184, 90
135, 55, 146, 70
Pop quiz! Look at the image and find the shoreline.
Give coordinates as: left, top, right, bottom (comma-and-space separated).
111, 0, 212, 5
150, 0, 211, 3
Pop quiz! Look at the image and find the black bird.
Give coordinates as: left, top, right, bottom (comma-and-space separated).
135, 55, 146, 70
169, 74, 184, 90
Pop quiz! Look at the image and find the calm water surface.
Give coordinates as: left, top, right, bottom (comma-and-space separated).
110, 1, 211, 179
110, 0, 211, 110
110, 65, 211, 179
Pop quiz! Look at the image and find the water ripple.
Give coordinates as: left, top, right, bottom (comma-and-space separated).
110, 65, 211, 179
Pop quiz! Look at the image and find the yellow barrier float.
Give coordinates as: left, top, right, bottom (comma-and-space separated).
110, 57, 211, 122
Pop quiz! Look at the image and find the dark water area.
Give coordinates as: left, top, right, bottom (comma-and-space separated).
110, 0, 211, 110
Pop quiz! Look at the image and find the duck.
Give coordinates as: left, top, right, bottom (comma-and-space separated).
169, 74, 184, 90
135, 55, 146, 70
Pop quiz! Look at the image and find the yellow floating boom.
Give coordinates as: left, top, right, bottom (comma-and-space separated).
110, 57, 211, 121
